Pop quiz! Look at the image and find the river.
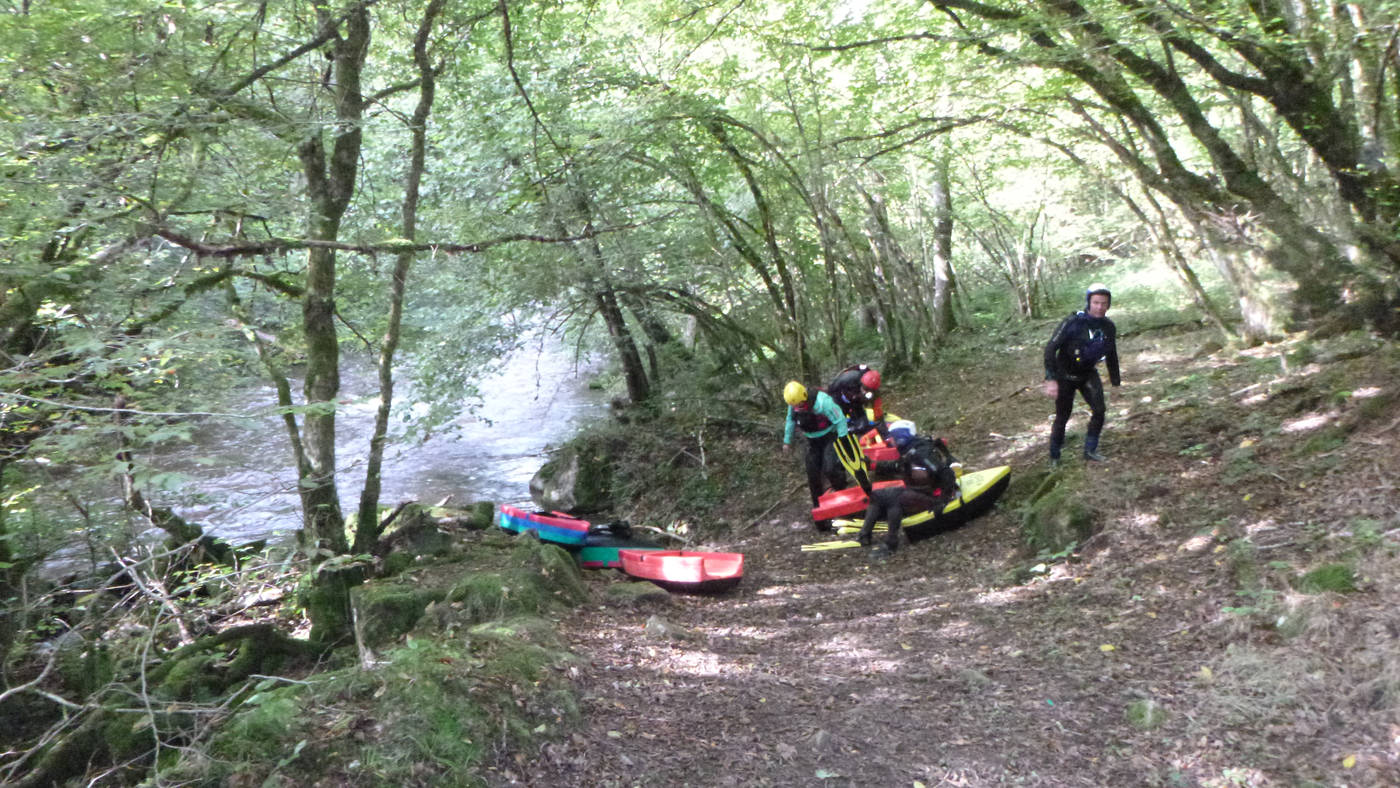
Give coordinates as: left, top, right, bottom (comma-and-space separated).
155, 335, 609, 545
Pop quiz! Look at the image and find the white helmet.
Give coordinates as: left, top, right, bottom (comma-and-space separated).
888, 420, 916, 449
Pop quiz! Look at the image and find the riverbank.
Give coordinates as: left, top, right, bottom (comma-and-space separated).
6, 317, 1396, 786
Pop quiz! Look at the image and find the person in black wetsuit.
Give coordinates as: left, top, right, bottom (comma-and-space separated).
826, 364, 884, 435
855, 420, 959, 556
782, 380, 874, 531
1043, 283, 1121, 465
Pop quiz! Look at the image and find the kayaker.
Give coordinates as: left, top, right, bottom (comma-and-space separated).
826, 364, 884, 435
856, 420, 959, 556
782, 380, 874, 531
1043, 282, 1121, 466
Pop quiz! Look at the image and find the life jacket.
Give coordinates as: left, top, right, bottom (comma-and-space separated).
899, 436, 957, 497
791, 392, 833, 433
1057, 313, 1110, 373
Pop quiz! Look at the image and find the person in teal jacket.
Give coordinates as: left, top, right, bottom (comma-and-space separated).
782, 380, 873, 531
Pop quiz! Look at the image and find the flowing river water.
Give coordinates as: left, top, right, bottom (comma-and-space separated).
151, 337, 608, 546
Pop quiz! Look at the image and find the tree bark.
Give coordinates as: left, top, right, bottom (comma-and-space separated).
928, 154, 957, 337
296, 4, 372, 554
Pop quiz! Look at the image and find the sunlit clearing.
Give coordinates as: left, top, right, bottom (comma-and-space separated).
1282, 412, 1334, 433
1352, 386, 1382, 399
1241, 392, 1270, 406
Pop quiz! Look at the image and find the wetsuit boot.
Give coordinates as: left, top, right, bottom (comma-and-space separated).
1083, 434, 1107, 462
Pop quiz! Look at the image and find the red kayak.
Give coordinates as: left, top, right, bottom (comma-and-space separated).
618, 550, 744, 593
811, 479, 905, 521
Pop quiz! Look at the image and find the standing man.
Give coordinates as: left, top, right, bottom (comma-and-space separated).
782, 381, 874, 531
1043, 283, 1121, 466
826, 364, 884, 435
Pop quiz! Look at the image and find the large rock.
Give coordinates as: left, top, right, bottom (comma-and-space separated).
529, 440, 614, 513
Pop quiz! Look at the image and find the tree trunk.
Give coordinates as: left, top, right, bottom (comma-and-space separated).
355, 0, 443, 555
295, 4, 371, 555
929, 156, 957, 337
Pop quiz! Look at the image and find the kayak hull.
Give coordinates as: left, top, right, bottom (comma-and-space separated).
803, 465, 1012, 551
618, 550, 744, 593
811, 480, 904, 520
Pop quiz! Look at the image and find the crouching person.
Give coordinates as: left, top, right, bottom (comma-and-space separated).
857, 420, 958, 556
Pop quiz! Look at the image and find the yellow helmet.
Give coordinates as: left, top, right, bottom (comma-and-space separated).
783, 380, 807, 406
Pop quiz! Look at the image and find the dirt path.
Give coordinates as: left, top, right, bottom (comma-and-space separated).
486, 325, 1400, 787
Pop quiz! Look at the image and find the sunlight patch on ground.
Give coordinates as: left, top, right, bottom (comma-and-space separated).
757, 585, 798, 597
1178, 533, 1213, 553
1125, 511, 1161, 531
1352, 386, 1383, 399
814, 631, 885, 662
650, 649, 739, 678
975, 585, 1040, 606
1179, 462, 1217, 481
1244, 518, 1282, 537
1282, 412, 1334, 433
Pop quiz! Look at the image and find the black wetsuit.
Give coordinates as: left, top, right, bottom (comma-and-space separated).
1043, 311, 1120, 459
827, 364, 882, 435
785, 391, 873, 521
858, 436, 958, 551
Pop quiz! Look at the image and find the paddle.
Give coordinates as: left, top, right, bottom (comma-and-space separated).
799, 540, 864, 552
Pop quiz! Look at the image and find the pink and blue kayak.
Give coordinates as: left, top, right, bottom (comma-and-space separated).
497, 505, 591, 547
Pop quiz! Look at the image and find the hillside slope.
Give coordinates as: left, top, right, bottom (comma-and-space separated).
488, 322, 1400, 787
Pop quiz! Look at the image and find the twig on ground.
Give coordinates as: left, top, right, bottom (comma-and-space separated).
740, 482, 805, 531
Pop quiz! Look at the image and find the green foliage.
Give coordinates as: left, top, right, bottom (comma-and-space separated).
1125, 698, 1169, 730
1293, 563, 1359, 594
171, 631, 577, 787
1292, 426, 1347, 457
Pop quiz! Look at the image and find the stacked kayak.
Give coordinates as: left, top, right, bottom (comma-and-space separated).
497, 505, 591, 547
575, 521, 664, 569
802, 465, 1012, 551
618, 549, 744, 594
496, 507, 739, 590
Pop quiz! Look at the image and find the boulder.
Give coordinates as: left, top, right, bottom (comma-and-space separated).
529, 440, 614, 513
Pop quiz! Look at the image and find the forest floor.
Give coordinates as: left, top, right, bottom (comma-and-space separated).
483, 320, 1400, 787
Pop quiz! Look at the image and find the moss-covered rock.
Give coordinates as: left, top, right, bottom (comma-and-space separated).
1019, 484, 1096, 554
351, 584, 448, 648
508, 533, 588, 605
158, 653, 224, 702
599, 579, 672, 609
529, 436, 616, 513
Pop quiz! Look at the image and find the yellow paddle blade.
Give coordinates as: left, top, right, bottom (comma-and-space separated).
800, 540, 864, 552
836, 524, 886, 535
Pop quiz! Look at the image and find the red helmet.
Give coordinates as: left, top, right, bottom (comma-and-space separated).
860, 369, 881, 391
